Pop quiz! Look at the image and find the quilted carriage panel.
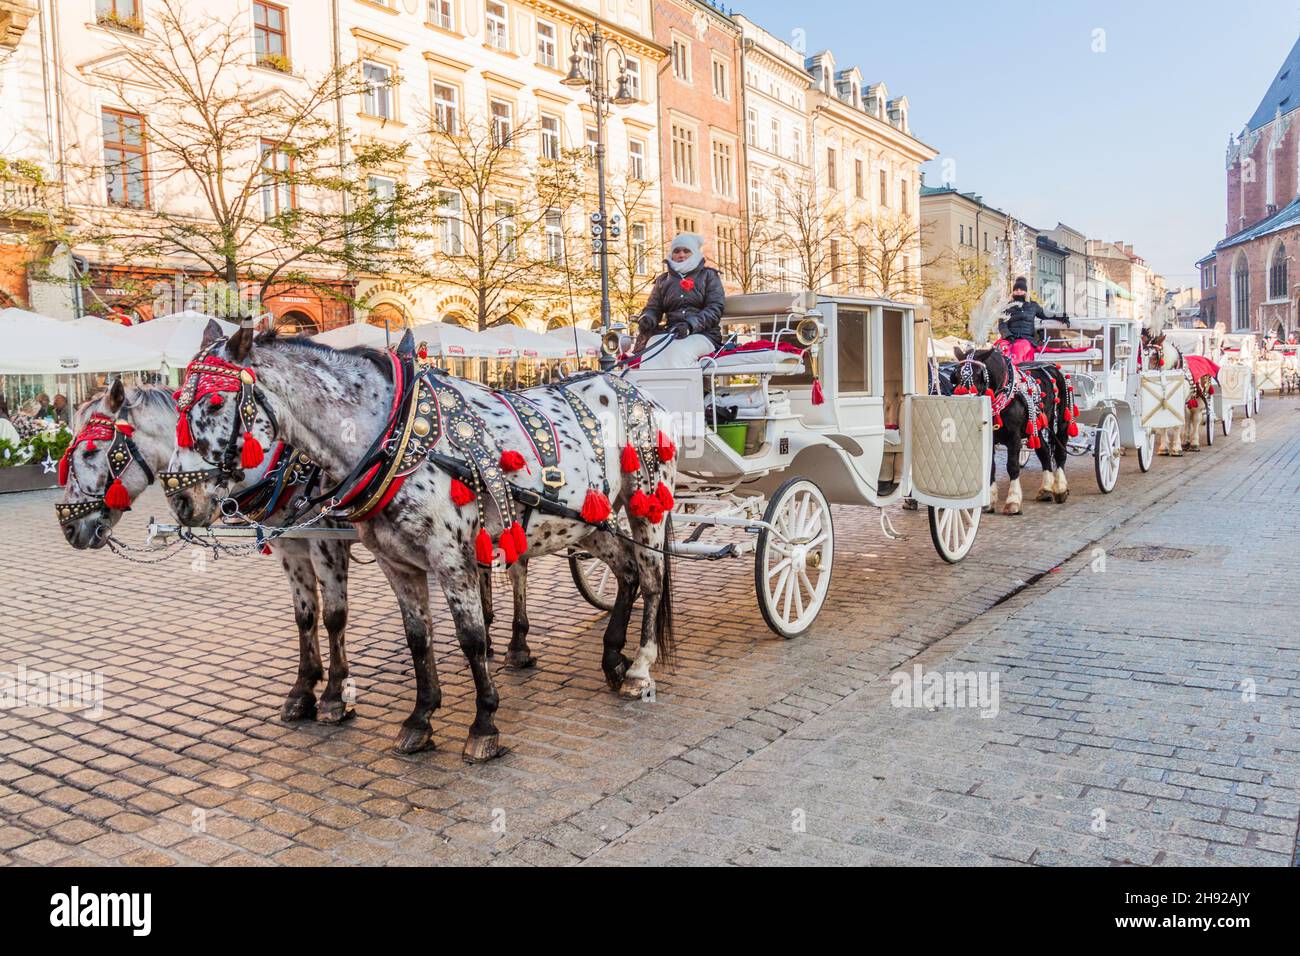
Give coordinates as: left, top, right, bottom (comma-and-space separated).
904, 396, 991, 508
1256, 358, 1284, 392
1216, 364, 1252, 405
1139, 372, 1189, 430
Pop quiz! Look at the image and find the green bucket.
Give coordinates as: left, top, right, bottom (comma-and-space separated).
715, 421, 748, 455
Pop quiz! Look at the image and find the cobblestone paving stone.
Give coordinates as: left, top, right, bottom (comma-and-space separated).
0, 399, 1296, 865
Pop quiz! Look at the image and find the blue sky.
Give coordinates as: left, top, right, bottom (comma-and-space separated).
735, 0, 1297, 287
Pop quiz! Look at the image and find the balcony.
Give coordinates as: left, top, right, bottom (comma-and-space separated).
0, 174, 53, 223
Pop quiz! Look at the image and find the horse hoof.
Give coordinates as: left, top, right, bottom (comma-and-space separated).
604, 654, 633, 691
1187, 446, 1200, 453
462, 733, 502, 763
280, 696, 317, 722
982, 505, 996, 515
505, 649, 537, 669
394, 724, 433, 754
1053, 491, 1069, 504
1036, 490, 1054, 502
317, 699, 355, 724
1001, 505, 1022, 516
618, 676, 655, 700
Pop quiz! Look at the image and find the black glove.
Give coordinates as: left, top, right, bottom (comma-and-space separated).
668, 321, 691, 340
636, 314, 656, 336
1060, 314, 1071, 328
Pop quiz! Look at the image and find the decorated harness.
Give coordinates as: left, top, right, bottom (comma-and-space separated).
54, 412, 155, 526
951, 346, 1079, 448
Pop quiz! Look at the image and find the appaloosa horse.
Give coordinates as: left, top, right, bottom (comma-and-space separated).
55, 379, 357, 725
1141, 332, 1215, 456
165, 322, 678, 760
949, 346, 1075, 514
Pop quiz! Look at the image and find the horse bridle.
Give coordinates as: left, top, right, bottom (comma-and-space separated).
55, 412, 156, 526
159, 343, 278, 503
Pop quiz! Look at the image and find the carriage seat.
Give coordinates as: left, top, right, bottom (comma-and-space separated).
703, 343, 806, 377
1036, 345, 1101, 362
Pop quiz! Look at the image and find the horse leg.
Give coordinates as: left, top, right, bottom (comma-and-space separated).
620, 515, 674, 701
312, 538, 354, 724
478, 567, 495, 658
1051, 418, 1070, 504
438, 557, 503, 763
277, 542, 323, 722
504, 559, 536, 669
583, 531, 640, 691
1035, 443, 1056, 502
985, 454, 999, 514
1003, 437, 1023, 515
376, 558, 441, 754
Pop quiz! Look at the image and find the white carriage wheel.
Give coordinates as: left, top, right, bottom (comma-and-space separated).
1204, 399, 1215, 447
928, 505, 981, 564
1221, 402, 1233, 436
1255, 389, 1262, 416
1137, 428, 1156, 473
569, 551, 621, 613
1093, 412, 1121, 493
754, 477, 834, 640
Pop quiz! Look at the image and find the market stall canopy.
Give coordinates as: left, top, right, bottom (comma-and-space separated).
407, 321, 518, 359
0, 308, 163, 374
134, 311, 238, 367
545, 325, 602, 358
311, 322, 394, 351
485, 324, 572, 359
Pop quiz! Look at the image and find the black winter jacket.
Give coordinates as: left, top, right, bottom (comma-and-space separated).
1000, 298, 1051, 342
636, 262, 726, 349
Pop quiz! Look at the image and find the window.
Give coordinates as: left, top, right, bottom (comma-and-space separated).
879, 168, 888, 206
671, 36, 691, 81
674, 214, 698, 235
485, 2, 508, 51
254, 2, 289, 70
433, 82, 458, 134
837, 307, 871, 393
585, 125, 598, 158
628, 139, 645, 179
826, 147, 837, 189
830, 238, 842, 284
102, 108, 147, 208
854, 158, 864, 199
769, 118, 780, 154
536, 20, 556, 68
749, 177, 761, 213
259, 140, 294, 217
959, 224, 965, 245
623, 57, 641, 101
494, 201, 517, 261
671, 124, 696, 186
746, 109, 757, 146
577, 35, 594, 78
1270, 242, 1288, 299
716, 223, 737, 276
438, 189, 463, 255
1232, 255, 1249, 329
791, 127, 802, 164
540, 114, 560, 160
711, 139, 734, 198
544, 209, 563, 264
712, 58, 729, 100
490, 99, 513, 146
632, 223, 648, 275
427, 0, 453, 30
96, 0, 141, 32
368, 175, 397, 248
900, 178, 909, 215
362, 62, 393, 119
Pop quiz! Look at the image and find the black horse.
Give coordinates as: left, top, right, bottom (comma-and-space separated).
948, 347, 1074, 514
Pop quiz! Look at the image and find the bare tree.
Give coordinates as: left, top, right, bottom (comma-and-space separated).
924, 249, 995, 339
67, 0, 438, 316
603, 166, 661, 324
849, 212, 929, 301
423, 114, 585, 330
772, 171, 848, 291
731, 200, 782, 294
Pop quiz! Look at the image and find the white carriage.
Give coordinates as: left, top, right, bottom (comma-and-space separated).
574, 292, 993, 639
1214, 332, 1262, 431
1037, 316, 1177, 491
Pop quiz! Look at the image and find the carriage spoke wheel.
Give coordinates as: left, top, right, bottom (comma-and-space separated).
1093, 412, 1121, 493
1137, 428, 1156, 473
1221, 402, 1233, 436
1204, 400, 1215, 447
755, 477, 834, 640
928, 505, 981, 564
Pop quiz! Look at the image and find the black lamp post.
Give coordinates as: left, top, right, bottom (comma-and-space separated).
562, 21, 636, 371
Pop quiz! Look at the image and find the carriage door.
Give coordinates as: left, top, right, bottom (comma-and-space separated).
827, 305, 885, 481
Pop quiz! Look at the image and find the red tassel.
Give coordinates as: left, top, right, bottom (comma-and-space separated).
1067, 421, 1079, 438
621, 443, 640, 473
509, 521, 527, 556
57, 450, 70, 486
500, 532, 519, 565
176, 413, 193, 449
241, 432, 264, 468
104, 477, 130, 510
655, 481, 674, 511
657, 430, 675, 463
450, 478, 475, 507
83, 440, 97, 452
581, 488, 611, 524
645, 499, 665, 524
811, 379, 825, 405
953, 386, 968, 395
1187, 398, 1198, 409
209, 394, 224, 407
1027, 434, 1041, 450
114, 422, 134, 436
260, 543, 273, 556
475, 528, 494, 565
629, 488, 652, 518
1037, 413, 1048, 430
499, 450, 526, 473
984, 389, 994, 398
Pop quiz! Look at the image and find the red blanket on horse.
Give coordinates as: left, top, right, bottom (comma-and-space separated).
1185, 355, 1219, 381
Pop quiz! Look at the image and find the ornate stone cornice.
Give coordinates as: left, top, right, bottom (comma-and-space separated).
0, 0, 37, 55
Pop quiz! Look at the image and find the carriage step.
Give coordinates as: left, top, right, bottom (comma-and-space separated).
669, 541, 739, 560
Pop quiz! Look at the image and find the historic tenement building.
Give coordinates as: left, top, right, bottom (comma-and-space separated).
1203, 35, 1300, 336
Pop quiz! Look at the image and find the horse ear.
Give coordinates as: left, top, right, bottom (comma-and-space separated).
953, 347, 967, 362
200, 319, 225, 349
104, 377, 126, 414
229, 323, 255, 364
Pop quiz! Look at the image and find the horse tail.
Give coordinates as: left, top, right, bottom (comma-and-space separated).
655, 512, 676, 670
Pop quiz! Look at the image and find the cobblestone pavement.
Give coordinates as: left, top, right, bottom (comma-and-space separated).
0, 400, 1296, 865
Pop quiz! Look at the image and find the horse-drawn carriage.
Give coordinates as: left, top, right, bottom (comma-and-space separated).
572, 292, 993, 638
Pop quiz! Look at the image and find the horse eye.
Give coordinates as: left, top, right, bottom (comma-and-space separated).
81, 448, 100, 459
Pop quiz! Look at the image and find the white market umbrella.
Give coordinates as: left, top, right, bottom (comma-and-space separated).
407, 321, 518, 360
0, 308, 162, 374
311, 322, 394, 350
134, 311, 238, 367
484, 324, 572, 360
545, 325, 602, 358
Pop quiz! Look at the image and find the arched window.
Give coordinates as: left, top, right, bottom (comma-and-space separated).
1232, 254, 1250, 329
366, 302, 405, 331
1269, 242, 1288, 299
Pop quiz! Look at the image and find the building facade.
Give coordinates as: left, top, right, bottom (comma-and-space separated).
1033, 234, 1067, 314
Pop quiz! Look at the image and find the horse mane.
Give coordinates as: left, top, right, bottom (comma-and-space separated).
73, 382, 175, 430
254, 328, 395, 381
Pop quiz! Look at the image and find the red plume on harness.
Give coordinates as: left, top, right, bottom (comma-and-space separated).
628, 488, 652, 518
499, 450, 527, 473
450, 478, 475, 506
654, 481, 674, 511
241, 431, 265, 468
621, 442, 641, 473
175, 355, 262, 459
475, 528, 494, 565
656, 430, 676, 463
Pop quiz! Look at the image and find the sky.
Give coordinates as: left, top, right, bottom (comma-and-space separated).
734, 0, 1298, 288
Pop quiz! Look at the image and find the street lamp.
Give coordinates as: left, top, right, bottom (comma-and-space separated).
562, 20, 636, 371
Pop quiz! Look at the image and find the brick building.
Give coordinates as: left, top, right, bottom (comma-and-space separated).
1203, 35, 1300, 336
